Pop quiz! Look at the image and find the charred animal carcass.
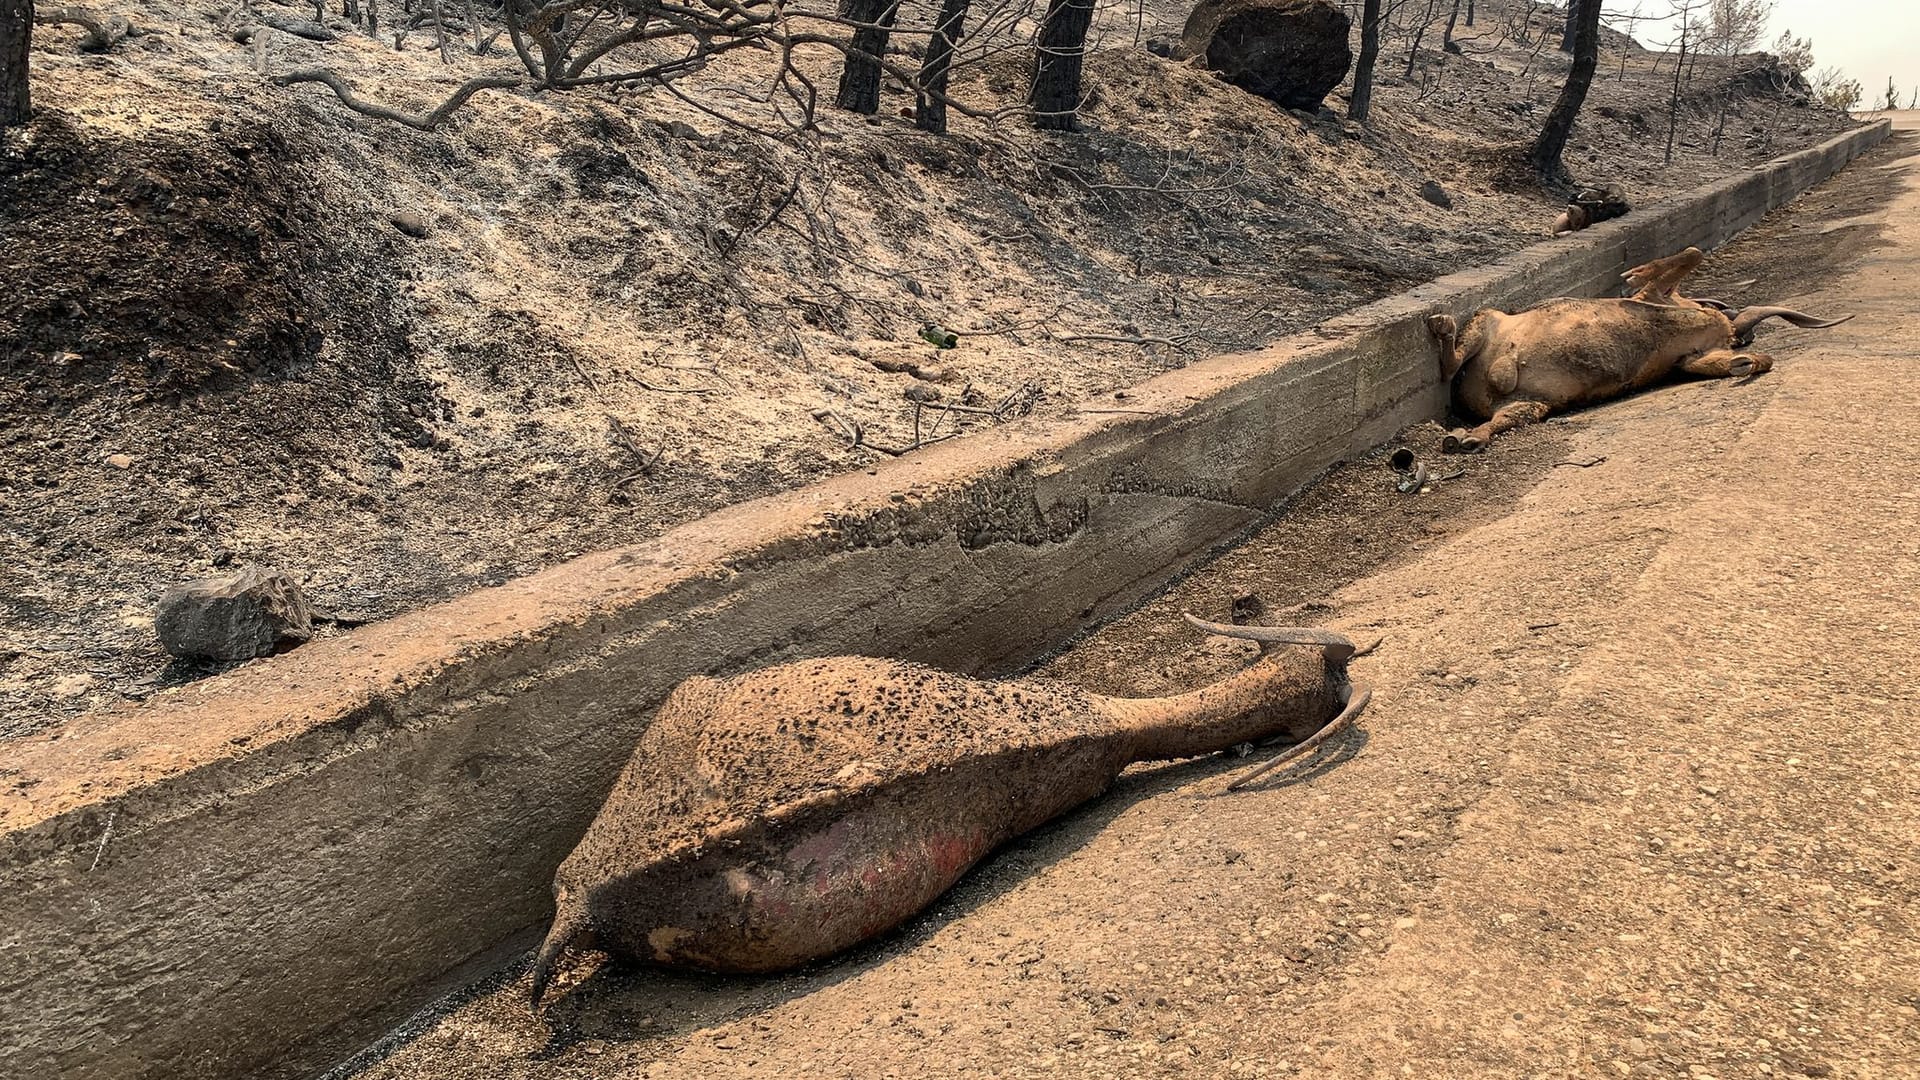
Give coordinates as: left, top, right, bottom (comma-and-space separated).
1427, 246, 1852, 452
530, 617, 1373, 1007
1549, 184, 1632, 236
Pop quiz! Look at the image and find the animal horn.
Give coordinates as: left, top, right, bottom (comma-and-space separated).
1730, 306, 1854, 335
1224, 684, 1373, 792
529, 903, 588, 1014
1182, 613, 1359, 661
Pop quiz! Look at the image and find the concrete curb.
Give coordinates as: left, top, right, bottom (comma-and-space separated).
0, 119, 1892, 1080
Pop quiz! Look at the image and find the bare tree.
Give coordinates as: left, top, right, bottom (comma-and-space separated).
1, 0, 28, 126
1558, 0, 1580, 51
1029, 0, 1093, 130
1441, 0, 1463, 53
1882, 76, 1901, 112
1465, 0, 1474, 26
1530, 0, 1600, 181
1700, 0, 1769, 58
1810, 65, 1860, 111
1771, 29, 1811, 78
1349, 0, 1382, 122
835, 0, 899, 113
915, 0, 970, 133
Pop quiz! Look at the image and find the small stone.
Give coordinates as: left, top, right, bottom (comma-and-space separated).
52, 674, 94, 698
389, 211, 430, 238
155, 567, 313, 662
104, 454, 133, 469
211, 548, 235, 567
1419, 180, 1454, 209
666, 120, 705, 141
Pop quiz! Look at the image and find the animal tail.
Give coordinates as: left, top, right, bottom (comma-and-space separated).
529, 902, 589, 1014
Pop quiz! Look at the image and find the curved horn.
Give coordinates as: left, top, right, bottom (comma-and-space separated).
1183, 612, 1359, 661
1730, 306, 1854, 336
1223, 684, 1373, 792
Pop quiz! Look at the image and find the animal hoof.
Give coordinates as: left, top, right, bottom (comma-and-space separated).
1426, 313, 1457, 339
1441, 429, 1475, 454
1728, 357, 1755, 378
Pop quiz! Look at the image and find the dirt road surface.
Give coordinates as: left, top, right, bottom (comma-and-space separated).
335, 117, 1920, 1080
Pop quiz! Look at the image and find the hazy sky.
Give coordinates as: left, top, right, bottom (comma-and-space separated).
1766, 0, 1920, 104
1625, 1, 1918, 106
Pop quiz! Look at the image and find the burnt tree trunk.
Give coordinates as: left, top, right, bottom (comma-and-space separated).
1442, 0, 1463, 54
1465, 0, 1473, 27
1531, 0, 1599, 181
915, 0, 970, 133
834, 0, 898, 114
1348, 0, 1382, 122
1558, 0, 1580, 53
1028, 0, 1093, 130
1, 0, 29, 126
1404, 0, 1438, 78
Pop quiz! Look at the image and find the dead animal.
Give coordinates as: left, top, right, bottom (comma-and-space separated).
1427, 246, 1852, 452
529, 617, 1374, 1008
1548, 184, 1632, 237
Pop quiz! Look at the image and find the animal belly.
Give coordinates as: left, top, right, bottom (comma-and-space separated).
642, 805, 999, 972
602, 748, 1123, 973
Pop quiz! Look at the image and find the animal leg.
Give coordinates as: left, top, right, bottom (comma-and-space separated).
1675, 349, 1774, 379
1427, 312, 1490, 382
1443, 400, 1552, 454
1622, 247, 1705, 303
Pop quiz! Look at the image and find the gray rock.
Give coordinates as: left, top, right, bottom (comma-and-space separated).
390, 211, 430, 238
155, 568, 313, 662
1419, 179, 1454, 209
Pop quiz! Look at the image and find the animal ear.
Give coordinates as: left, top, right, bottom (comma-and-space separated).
1229, 593, 1266, 625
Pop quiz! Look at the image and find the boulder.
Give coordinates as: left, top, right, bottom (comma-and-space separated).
1174, 0, 1352, 112
155, 567, 313, 662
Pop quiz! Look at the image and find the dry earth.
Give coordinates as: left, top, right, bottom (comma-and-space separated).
0, 0, 1861, 735
326, 118, 1920, 1079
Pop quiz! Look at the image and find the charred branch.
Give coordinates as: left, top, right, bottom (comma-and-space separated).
273, 68, 525, 129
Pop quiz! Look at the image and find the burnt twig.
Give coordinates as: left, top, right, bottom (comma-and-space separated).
633, 379, 718, 395
605, 416, 664, 495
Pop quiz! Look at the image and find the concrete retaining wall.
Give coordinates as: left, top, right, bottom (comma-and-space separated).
0, 119, 1891, 1080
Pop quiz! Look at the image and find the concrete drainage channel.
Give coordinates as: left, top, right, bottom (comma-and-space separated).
0, 120, 1890, 1080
